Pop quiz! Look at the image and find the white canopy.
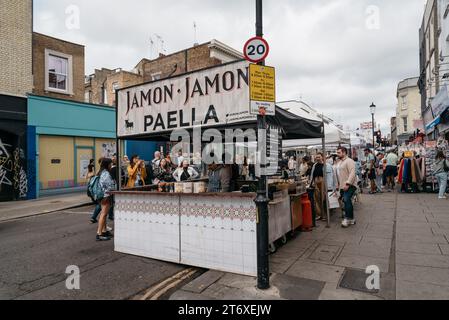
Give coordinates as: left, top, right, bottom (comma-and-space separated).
277, 101, 350, 149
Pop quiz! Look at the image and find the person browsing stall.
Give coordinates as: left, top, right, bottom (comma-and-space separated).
127, 155, 147, 187
336, 147, 357, 228
173, 159, 199, 182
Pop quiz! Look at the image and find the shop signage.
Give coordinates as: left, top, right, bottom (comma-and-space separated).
249, 64, 276, 116
431, 85, 449, 118
117, 60, 255, 137
243, 37, 270, 63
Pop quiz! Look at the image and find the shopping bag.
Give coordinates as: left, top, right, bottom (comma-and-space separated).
328, 191, 340, 209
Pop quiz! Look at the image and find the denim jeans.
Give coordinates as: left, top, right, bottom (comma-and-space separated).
91, 203, 101, 221
435, 172, 448, 198
341, 186, 357, 220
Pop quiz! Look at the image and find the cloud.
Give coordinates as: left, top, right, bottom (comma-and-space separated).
33, 0, 425, 134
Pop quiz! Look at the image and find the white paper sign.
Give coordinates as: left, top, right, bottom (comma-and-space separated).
80, 160, 89, 179
117, 61, 255, 137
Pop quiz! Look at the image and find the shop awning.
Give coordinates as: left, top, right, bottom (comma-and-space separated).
276, 101, 350, 149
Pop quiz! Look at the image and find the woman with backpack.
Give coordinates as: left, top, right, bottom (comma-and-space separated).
96, 158, 116, 241
434, 151, 449, 200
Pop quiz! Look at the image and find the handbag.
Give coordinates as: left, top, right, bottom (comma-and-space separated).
328, 191, 340, 209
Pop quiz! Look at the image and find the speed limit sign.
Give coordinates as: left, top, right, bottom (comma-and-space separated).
243, 36, 270, 63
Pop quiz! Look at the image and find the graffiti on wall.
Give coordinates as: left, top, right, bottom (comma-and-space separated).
0, 138, 13, 188
0, 137, 28, 200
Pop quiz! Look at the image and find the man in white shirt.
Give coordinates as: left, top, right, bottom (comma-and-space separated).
385, 150, 399, 191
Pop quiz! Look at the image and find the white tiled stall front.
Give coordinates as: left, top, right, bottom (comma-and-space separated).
113, 192, 258, 276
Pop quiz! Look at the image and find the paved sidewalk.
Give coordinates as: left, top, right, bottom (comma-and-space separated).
0, 192, 92, 222
170, 191, 449, 300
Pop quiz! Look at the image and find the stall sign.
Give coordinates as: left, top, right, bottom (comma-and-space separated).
249, 64, 276, 116
117, 60, 255, 137
404, 151, 414, 158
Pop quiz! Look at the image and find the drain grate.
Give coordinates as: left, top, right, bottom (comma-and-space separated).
338, 268, 380, 294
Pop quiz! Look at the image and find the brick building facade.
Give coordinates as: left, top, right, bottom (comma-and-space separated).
85, 39, 243, 106
84, 68, 143, 106
32, 32, 85, 102
0, 0, 33, 97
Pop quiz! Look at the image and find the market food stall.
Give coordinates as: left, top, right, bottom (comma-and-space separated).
113, 60, 323, 276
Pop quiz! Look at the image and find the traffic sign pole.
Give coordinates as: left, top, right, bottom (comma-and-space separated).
254, 0, 270, 291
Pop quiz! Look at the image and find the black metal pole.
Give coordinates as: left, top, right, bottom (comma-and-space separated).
254, 0, 270, 290
372, 114, 375, 150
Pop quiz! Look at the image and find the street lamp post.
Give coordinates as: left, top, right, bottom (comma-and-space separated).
370, 103, 376, 150
254, 0, 270, 290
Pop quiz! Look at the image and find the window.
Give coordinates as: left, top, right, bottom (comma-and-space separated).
401, 95, 408, 110
151, 72, 162, 81
85, 90, 92, 103
402, 117, 408, 132
45, 49, 73, 94
103, 87, 108, 104
112, 82, 120, 93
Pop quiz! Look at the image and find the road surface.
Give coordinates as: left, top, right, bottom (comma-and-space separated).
0, 205, 187, 300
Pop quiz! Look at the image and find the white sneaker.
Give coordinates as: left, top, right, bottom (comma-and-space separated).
348, 219, 356, 225
439, 196, 447, 200
341, 219, 349, 228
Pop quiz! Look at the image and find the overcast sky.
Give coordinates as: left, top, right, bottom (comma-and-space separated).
33, 0, 426, 133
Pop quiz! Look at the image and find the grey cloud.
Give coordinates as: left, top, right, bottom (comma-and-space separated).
33, 0, 425, 133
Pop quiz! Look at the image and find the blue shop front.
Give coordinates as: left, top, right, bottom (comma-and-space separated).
27, 95, 118, 198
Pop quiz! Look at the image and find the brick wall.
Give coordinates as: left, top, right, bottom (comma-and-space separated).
0, 0, 33, 96
85, 69, 143, 106
105, 71, 143, 106
85, 68, 114, 104
32, 32, 85, 102
87, 42, 238, 107
142, 43, 221, 82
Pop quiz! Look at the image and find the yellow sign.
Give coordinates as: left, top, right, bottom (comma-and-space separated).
404, 151, 414, 158
249, 64, 276, 116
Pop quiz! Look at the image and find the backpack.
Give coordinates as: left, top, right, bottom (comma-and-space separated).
87, 175, 104, 202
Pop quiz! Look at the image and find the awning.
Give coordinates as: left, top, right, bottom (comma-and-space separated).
426, 116, 441, 132
276, 101, 350, 149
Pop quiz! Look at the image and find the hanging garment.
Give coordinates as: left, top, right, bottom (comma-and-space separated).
404, 159, 412, 184
402, 159, 408, 184
411, 159, 417, 183
420, 157, 426, 181
398, 159, 404, 184
414, 159, 422, 184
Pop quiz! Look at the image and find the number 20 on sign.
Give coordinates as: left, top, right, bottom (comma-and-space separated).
244, 37, 270, 63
